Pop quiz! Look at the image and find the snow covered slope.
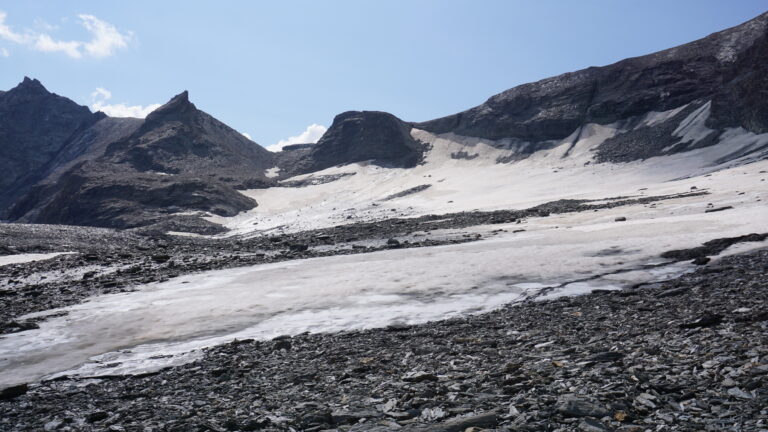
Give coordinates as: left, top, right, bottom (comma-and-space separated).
205, 102, 768, 236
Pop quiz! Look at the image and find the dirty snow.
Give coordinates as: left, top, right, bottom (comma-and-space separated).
0, 252, 74, 267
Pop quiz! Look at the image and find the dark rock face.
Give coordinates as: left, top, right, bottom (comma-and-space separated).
4, 88, 274, 231
102, 91, 275, 188
416, 12, 768, 155
709, 29, 768, 134
284, 111, 426, 175
0, 78, 103, 213
9, 167, 257, 229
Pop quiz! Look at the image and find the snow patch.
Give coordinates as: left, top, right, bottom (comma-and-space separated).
0, 252, 74, 267
673, 101, 714, 146
264, 166, 281, 179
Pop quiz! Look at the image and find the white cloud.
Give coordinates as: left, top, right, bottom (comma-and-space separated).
78, 14, 130, 58
241, 132, 253, 140
0, 11, 130, 59
34, 33, 82, 58
91, 87, 111, 100
268, 124, 327, 152
0, 11, 29, 44
92, 101, 161, 118
0, 47, 8, 57
90, 87, 160, 118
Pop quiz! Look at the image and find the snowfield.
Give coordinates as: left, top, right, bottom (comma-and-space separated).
2, 103, 768, 387
208, 104, 768, 236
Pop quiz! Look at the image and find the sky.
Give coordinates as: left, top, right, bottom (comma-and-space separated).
1, 1, 766, 150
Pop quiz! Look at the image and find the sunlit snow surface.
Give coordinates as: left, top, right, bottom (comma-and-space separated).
2, 104, 768, 387
206, 113, 768, 235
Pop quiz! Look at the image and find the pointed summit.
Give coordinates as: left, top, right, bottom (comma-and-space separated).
9, 77, 50, 97
20, 76, 45, 88
144, 90, 196, 124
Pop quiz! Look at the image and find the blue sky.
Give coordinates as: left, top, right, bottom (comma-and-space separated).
1, 1, 766, 149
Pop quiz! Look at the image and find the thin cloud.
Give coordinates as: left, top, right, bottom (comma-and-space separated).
79, 14, 130, 58
268, 124, 327, 152
90, 87, 160, 118
0, 11, 131, 59
91, 87, 112, 100
34, 33, 82, 58
0, 11, 28, 44
0, 47, 8, 57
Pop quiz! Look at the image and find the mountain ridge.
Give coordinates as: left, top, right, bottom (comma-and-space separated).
415, 11, 768, 146
2, 11, 768, 232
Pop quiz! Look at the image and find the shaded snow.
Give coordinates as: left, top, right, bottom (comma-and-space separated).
264, 166, 281, 178
672, 101, 715, 147
0, 252, 73, 267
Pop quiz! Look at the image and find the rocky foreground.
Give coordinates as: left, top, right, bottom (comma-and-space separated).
1, 243, 766, 431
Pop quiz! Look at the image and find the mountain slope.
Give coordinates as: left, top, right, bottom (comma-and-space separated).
102, 91, 275, 188
415, 12, 768, 160
207, 13, 768, 236
0, 78, 104, 213
6, 90, 276, 232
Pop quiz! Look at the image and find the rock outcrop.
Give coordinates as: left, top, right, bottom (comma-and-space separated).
0, 77, 103, 213
415, 12, 768, 160
5, 88, 274, 232
281, 111, 426, 176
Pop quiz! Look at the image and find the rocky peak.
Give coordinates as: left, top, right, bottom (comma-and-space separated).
0, 78, 103, 214
2, 77, 53, 104
290, 110, 425, 174
142, 90, 196, 125
16, 76, 48, 93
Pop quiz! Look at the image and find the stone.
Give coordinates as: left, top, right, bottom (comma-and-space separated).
86, 411, 109, 423
0, 384, 27, 400
555, 394, 610, 418
402, 371, 439, 383
579, 418, 612, 432
417, 411, 498, 432
588, 351, 624, 362
705, 206, 734, 213
679, 313, 724, 329
692, 256, 711, 265
289, 243, 309, 252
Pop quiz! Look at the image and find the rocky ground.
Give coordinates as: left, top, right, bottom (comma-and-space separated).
2, 190, 765, 431
0, 240, 766, 431
0, 191, 702, 327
